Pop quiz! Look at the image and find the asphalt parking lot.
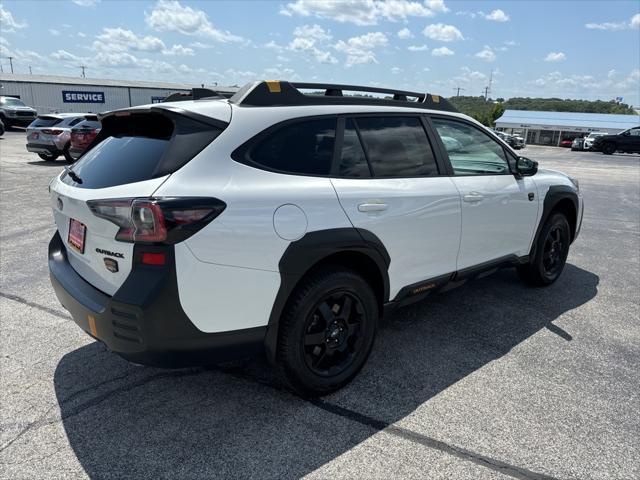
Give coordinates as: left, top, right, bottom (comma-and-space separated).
0, 129, 638, 480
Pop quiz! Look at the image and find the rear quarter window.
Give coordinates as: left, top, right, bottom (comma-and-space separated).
236, 118, 336, 176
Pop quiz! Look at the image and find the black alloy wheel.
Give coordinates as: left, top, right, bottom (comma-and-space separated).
517, 212, 570, 286
277, 267, 378, 396
303, 291, 365, 377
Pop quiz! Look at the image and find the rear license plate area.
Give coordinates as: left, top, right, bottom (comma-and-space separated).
68, 218, 86, 254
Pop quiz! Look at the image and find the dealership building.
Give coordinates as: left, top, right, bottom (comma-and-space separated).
0, 74, 236, 114
495, 110, 640, 146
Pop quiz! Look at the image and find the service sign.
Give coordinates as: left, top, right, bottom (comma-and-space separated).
62, 91, 105, 104
151, 96, 166, 103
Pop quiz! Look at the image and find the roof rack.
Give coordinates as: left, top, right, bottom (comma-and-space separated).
163, 88, 234, 103
229, 80, 458, 113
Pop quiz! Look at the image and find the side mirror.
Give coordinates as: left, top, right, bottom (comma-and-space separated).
516, 157, 538, 177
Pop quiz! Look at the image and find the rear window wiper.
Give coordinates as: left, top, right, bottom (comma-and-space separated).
64, 166, 83, 184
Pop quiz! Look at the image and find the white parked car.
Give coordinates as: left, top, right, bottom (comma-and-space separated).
48, 81, 583, 395
583, 131, 608, 150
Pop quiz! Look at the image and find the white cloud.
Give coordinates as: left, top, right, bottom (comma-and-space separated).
146, 0, 246, 43
162, 44, 195, 56
77, 32, 87, 38
280, 0, 448, 26
288, 24, 337, 64
482, 9, 509, 22
391, 66, 403, 74
407, 44, 428, 51
544, 51, 566, 62
293, 24, 332, 41
451, 67, 486, 85
49, 29, 61, 36
334, 31, 388, 66
189, 41, 214, 49
397, 27, 413, 39
51, 49, 85, 63
423, 23, 464, 42
475, 45, 496, 62
431, 46, 454, 56
72, 0, 100, 6
586, 14, 640, 31
0, 5, 27, 32
95, 28, 166, 53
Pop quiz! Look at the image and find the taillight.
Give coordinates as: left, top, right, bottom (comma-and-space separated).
42, 129, 63, 135
87, 197, 226, 244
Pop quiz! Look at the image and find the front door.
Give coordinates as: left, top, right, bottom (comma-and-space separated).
331, 116, 461, 299
431, 117, 539, 270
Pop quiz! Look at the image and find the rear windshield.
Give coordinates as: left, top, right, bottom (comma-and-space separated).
74, 119, 101, 130
31, 117, 63, 128
61, 111, 223, 189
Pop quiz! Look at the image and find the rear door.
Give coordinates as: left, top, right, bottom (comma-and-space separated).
49, 106, 229, 295
330, 115, 461, 299
430, 116, 539, 270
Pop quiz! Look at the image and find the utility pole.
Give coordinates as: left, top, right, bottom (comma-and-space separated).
453, 86, 465, 97
79, 65, 86, 78
29, 65, 32, 75
7, 56, 14, 74
483, 70, 494, 101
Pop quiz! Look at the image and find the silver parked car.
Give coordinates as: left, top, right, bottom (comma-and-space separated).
26, 114, 88, 162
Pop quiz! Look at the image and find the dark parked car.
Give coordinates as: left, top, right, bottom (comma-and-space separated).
0, 96, 37, 128
0, 118, 4, 137
69, 115, 101, 161
592, 126, 640, 155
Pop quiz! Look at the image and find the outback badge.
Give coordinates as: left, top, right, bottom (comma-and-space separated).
103, 258, 119, 273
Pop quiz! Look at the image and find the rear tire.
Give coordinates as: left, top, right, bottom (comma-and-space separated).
38, 153, 59, 161
602, 142, 616, 155
276, 267, 378, 396
517, 212, 571, 287
63, 143, 74, 163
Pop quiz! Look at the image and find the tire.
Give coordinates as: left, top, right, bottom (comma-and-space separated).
602, 142, 616, 155
63, 143, 74, 163
517, 212, 571, 287
38, 153, 59, 161
276, 267, 378, 396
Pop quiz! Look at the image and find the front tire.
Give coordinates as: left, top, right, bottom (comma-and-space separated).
518, 212, 571, 286
602, 142, 616, 155
276, 267, 378, 396
38, 153, 59, 161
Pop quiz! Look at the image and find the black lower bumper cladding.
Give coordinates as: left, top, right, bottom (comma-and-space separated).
48, 232, 265, 367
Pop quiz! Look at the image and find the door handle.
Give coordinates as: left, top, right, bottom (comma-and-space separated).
358, 202, 388, 213
463, 192, 485, 203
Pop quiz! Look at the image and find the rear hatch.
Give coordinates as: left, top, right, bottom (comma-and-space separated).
27, 116, 63, 146
49, 105, 229, 295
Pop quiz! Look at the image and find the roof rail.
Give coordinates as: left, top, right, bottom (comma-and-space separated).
163, 88, 234, 103
229, 80, 458, 112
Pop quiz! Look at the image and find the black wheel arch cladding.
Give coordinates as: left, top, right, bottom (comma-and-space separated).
264, 228, 390, 363
532, 185, 579, 259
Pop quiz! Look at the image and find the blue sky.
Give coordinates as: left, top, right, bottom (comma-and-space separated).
1, 0, 639, 105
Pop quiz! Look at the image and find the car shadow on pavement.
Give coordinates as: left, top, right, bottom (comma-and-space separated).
54, 263, 598, 479
26, 161, 68, 167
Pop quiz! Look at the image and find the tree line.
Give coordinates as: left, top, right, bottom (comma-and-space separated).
448, 96, 636, 127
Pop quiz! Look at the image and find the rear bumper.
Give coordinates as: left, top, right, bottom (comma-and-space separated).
48, 232, 266, 367
27, 143, 61, 155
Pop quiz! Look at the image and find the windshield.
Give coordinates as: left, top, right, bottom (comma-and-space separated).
2, 98, 26, 107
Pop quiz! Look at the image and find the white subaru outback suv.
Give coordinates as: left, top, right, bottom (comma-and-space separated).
48, 81, 583, 395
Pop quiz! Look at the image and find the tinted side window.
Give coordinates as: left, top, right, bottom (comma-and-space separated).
337, 119, 370, 178
355, 116, 438, 178
249, 118, 336, 175
68, 118, 84, 127
432, 118, 510, 175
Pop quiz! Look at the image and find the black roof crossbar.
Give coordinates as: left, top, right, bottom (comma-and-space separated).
163, 88, 234, 103
229, 80, 458, 112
